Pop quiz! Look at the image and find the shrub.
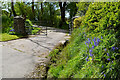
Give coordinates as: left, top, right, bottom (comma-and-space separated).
2, 14, 13, 33
73, 16, 84, 28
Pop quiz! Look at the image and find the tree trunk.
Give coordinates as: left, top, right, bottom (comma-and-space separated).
62, 2, 66, 23
49, 3, 53, 26
41, 2, 43, 20
11, 0, 17, 17
59, 2, 66, 26
32, 0, 35, 20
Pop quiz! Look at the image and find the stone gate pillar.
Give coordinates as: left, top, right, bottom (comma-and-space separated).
14, 16, 26, 35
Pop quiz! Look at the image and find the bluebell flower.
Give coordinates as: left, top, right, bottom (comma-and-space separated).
101, 36, 103, 39
88, 38, 90, 42
107, 53, 109, 56
89, 49, 92, 54
90, 53, 93, 56
91, 42, 92, 44
104, 74, 106, 77
102, 65, 104, 68
92, 45, 94, 49
92, 57, 94, 60
93, 37, 96, 42
85, 42, 87, 45
86, 41, 89, 45
104, 48, 107, 51
107, 58, 110, 61
102, 72, 104, 74
97, 38, 101, 45
10, 29, 14, 32
116, 47, 118, 49
112, 46, 115, 51
86, 56, 89, 61
84, 34, 87, 37
97, 38, 101, 43
94, 42, 97, 46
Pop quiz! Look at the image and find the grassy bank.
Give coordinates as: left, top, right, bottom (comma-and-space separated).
47, 2, 120, 79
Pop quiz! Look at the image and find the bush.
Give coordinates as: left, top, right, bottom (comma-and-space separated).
2, 14, 13, 33
73, 16, 84, 28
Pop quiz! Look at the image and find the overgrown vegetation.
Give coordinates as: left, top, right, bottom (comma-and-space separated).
47, 2, 120, 79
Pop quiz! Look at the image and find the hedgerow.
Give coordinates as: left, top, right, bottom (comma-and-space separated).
47, 2, 120, 79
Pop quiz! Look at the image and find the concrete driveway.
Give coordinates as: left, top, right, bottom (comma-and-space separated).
0, 27, 69, 78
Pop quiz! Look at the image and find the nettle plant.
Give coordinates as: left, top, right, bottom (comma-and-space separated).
84, 33, 119, 78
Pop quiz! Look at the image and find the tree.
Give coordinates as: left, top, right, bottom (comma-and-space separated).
32, 0, 35, 20
66, 2, 78, 19
59, 2, 66, 25
76, 2, 90, 16
11, 0, 17, 16
41, 2, 43, 20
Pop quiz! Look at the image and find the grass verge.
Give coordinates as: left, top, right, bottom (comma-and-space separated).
0, 33, 24, 41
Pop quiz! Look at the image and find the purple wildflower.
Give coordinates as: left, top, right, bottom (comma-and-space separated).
97, 38, 101, 45
107, 53, 109, 56
112, 46, 115, 51
101, 36, 103, 39
84, 34, 87, 37
92, 57, 94, 60
86, 56, 89, 61
112, 61, 113, 63
10, 29, 14, 32
104, 74, 106, 77
93, 37, 96, 42
90, 53, 93, 56
91, 42, 92, 44
92, 45, 94, 49
104, 48, 107, 51
102, 65, 104, 68
94, 42, 97, 46
86, 41, 89, 45
116, 47, 118, 49
89, 49, 92, 54
88, 38, 91, 42
107, 58, 110, 61
102, 72, 104, 74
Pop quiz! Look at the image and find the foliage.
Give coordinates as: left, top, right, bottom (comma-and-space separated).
73, 16, 84, 28
31, 27, 41, 35
14, 2, 35, 20
76, 2, 91, 16
2, 14, 13, 33
25, 19, 33, 26
26, 27, 41, 35
47, 2, 120, 79
66, 2, 77, 19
